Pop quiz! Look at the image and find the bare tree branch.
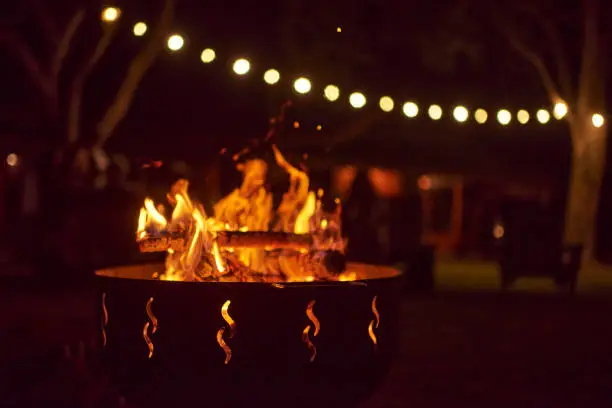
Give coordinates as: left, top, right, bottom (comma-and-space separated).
96, 0, 175, 147
51, 9, 85, 78
67, 22, 118, 143
0, 31, 54, 96
0, 8, 83, 121
577, 0, 604, 113
29, 0, 60, 46
495, 20, 561, 104
543, 19, 574, 102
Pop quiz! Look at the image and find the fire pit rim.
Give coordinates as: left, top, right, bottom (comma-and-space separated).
95, 262, 402, 286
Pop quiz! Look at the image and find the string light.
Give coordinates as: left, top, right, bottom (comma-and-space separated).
453, 106, 468, 122
200, 48, 216, 63
293, 77, 312, 94
232, 58, 250, 75
474, 109, 488, 124
428, 105, 442, 120
6, 153, 18, 167
592, 113, 605, 128
349, 92, 366, 108
517, 109, 530, 124
133, 22, 147, 36
91, 13, 612, 128
403, 102, 418, 118
536, 109, 550, 124
379, 96, 394, 112
263, 69, 280, 85
167, 34, 184, 51
497, 109, 511, 125
101, 7, 120, 22
324, 85, 340, 102
553, 101, 568, 119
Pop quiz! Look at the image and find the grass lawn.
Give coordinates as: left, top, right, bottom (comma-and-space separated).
364, 293, 612, 408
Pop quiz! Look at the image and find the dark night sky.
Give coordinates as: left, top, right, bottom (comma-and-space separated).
0, 0, 578, 178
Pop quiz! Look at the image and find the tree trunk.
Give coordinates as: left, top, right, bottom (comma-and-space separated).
96, 0, 175, 148
564, 118, 607, 263
67, 25, 118, 144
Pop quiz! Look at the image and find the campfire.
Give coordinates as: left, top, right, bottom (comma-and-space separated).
136, 144, 356, 283
96, 118, 402, 407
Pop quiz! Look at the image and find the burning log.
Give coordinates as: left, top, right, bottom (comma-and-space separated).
216, 231, 313, 249
139, 232, 347, 278
138, 230, 314, 252
138, 231, 186, 252
319, 250, 347, 276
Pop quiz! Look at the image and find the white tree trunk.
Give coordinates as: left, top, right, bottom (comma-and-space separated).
564, 117, 607, 263
96, 0, 174, 147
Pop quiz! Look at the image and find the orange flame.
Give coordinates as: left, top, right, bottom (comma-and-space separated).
137, 208, 147, 239
135, 144, 350, 282
144, 198, 167, 228
143, 297, 157, 358
294, 192, 316, 234
212, 240, 226, 274
368, 296, 380, 348
101, 292, 108, 347
302, 300, 319, 362
217, 300, 235, 364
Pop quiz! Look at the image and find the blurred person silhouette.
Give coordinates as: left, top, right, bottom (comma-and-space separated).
342, 171, 385, 264
98, 159, 140, 267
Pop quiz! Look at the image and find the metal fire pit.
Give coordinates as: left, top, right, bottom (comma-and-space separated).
95, 263, 401, 408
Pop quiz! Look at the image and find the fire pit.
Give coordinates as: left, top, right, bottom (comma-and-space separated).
95, 145, 402, 408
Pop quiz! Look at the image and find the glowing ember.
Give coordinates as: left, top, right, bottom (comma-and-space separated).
368, 296, 380, 348
216, 300, 235, 364
101, 293, 108, 347
303, 300, 319, 362
135, 145, 350, 282
143, 297, 158, 358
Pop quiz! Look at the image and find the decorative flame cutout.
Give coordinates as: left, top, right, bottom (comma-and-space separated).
146, 297, 159, 334
306, 300, 320, 336
101, 292, 108, 347
216, 300, 235, 364
368, 295, 380, 349
302, 300, 320, 362
142, 297, 158, 358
